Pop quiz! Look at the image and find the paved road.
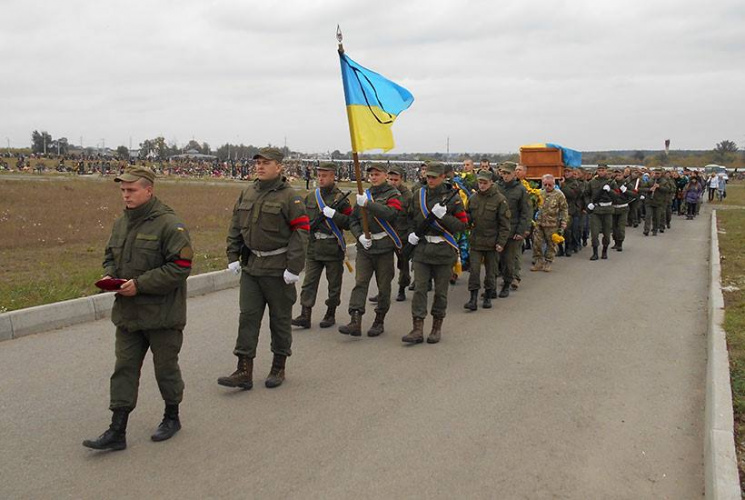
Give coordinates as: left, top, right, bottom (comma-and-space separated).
0, 209, 709, 499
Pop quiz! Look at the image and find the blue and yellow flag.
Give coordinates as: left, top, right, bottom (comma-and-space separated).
339, 52, 414, 153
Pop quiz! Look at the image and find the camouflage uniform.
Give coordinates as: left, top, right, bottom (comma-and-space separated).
532, 188, 568, 266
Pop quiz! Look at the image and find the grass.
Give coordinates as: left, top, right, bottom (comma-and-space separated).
721, 181, 745, 207
717, 209, 745, 489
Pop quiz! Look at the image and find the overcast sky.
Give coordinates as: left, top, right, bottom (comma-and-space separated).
2, 0, 743, 154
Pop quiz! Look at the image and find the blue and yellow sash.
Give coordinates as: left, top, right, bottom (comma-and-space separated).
419, 188, 458, 250
365, 189, 402, 249
315, 189, 346, 252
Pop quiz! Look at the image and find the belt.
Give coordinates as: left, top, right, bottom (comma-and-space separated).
370, 232, 388, 241
613, 203, 629, 208
425, 235, 446, 244
598, 202, 612, 207
313, 232, 334, 240
251, 247, 288, 257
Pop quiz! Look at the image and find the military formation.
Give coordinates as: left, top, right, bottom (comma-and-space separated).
84, 151, 698, 452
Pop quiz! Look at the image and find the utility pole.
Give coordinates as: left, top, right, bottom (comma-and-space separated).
446, 136, 450, 159
43, 135, 47, 155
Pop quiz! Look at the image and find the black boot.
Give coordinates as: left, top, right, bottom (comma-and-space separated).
616, 241, 623, 252
319, 306, 336, 328
557, 245, 565, 257
367, 311, 386, 337
611, 241, 620, 250
83, 409, 129, 451
482, 291, 492, 309
464, 290, 478, 311
151, 404, 181, 442
499, 283, 510, 298
564, 246, 572, 257
590, 246, 599, 261
291, 306, 312, 329
408, 282, 415, 291
601, 245, 608, 259
396, 286, 406, 302
368, 295, 378, 303
338, 311, 362, 337
265, 354, 286, 388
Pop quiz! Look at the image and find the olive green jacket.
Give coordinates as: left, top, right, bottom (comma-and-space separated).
639, 177, 668, 207
303, 184, 351, 262
394, 183, 414, 238
561, 178, 585, 216
585, 177, 619, 215
226, 176, 308, 276
408, 183, 467, 265
467, 185, 511, 251
349, 182, 402, 255
104, 197, 192, 332
496, 179, 531, 237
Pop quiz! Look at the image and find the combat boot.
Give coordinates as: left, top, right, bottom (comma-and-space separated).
217, 355, 253, 389
590, 246, 599, 261
368, 295, 378, 303
482, 291, 492, 309
616, 241, 623, 252
367, 311, 386, 337
291, 306, 312, 329
82, 409, 129, 451
530, 260, 544, 272
601, 245, 609, 259
499, 283, 511, 298
396, 286, 406, 302
557, 245, 565, 257
564, 247, 572, 257
265, 354, 286, 388
464, 290, 478, 311
427, 318, 443, 344
338, 311, 362, 337
543, 261, 552, 272
151, 404, 181, 442
402, 317, 424, 344
319, 307, 336, 328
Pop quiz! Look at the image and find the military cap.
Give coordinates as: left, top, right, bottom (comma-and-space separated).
253, 147, 284, 162
499, 161, 517, 173
316, 162, 337, 173
597, 163, 609, 169
653, 167, 664, 172
115, 166, 156, 183
366, 163, 388, 173
476, 170, 494, 181
388, 165, 405, 176
425, 162, 446, 176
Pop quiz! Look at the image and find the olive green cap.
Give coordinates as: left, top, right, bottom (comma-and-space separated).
316, 162, 337, 173
499, 161, 517, 173
366, 163, 388, 173
425, 162, 445, 177
476, 170, 494, 181
388, 165, 405, 176
115, 166, 156, 183
597, 163, 609, 169
253, 147, 284, 162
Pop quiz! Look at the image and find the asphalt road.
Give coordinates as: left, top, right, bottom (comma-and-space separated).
0, 209, 709, 499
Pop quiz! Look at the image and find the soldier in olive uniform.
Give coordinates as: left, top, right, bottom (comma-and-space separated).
402, 163, 468, 344
496, 162, 531, 297
611, 168, 636, 251
464, 169, 510, 311
662, 170, 676, 230
291, 162, 352, 329
387, 165, 414, 301
561, 167, 585, 256
627, 169, 643, 228
585, 164, 618, 260
639, 168, 668, 236
530, 174, 568, 272
218, 148, 309, 391
339, 164, 402, 337
83, 166, 193, 452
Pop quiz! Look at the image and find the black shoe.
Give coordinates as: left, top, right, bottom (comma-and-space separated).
83, 410, 129, 451
582, 239, 588, 247
616, 241, 623, 252
643, 231, 649, 236
659, 228, 664, 233
464, 290, 478, 311
151, 405, 181, 442
601, 246, 608, 260
408, 282, 415, 291
590, 246, 599, 261
482, 291, 492, 309
498, 285, 510, 298
368, 295, 378, 303
396, 286, 406, 302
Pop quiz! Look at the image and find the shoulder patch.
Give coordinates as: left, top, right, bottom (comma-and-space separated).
175, 223, 186, 232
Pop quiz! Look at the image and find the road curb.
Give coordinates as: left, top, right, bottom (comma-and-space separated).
0, 269, 239, 342
706, 210, 741, 499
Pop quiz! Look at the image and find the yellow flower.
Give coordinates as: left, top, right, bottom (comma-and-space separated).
551, 233, 565, 244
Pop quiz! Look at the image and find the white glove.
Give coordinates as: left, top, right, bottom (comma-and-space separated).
603, 184, 611, 192
228, 261, 241, 275
408, 233, 420, 245
358, 234, 372, 250
283, 269, 300, 284
640, 195, 646, 200
431, 203, 447, 219
356, 194, 368, 207
587, 203, 595, 211
620, 185, 627, 193
322, 206, 336, 218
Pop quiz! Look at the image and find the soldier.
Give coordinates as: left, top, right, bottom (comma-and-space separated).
218, 147, 309, 391
291, 162, 352, 329
464, 169, 510, 311
611, 168, 636, 251
627, 168, 643, 228
661, 170, 676, 230
83, 166, 192, 451
339, 164, 402, 337
585, 164, 618, 260
402, 163, 468, 344
530, 174, 568, 272
639, 168, 668, 236
496, 162, 531, 296
387, 164, 414, 301
560, 167, 585, 256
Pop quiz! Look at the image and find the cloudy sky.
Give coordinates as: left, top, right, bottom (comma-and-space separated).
2, 0, 743, 154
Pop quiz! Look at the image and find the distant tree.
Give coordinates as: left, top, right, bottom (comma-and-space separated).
31, 130, 53, 154
714, 140, 738, 164
331, 149, 344, 160
201, 142, 211, 155
116, 146, 129, 158
632, 151, 645, 162
51, 137, 69, 155
185, 140, 202, 153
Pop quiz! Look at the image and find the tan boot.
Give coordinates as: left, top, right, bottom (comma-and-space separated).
338, 311, 362, 337
319, 307, 336, 328
291, 306, 312, 328
217, 355, 253, 390
265, 354, 286, 388
367, 311, 386, 337
530, 260, 544, 272
402, 317, 424, 344
427, 318, 443, 344
543, 261, 552, 272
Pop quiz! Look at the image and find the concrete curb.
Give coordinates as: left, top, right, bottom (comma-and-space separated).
0, 269, 239, 342
705, 210, 742, 499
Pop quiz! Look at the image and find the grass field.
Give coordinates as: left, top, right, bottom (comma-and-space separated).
717, 209, 745, 488
722, 180, 745, 206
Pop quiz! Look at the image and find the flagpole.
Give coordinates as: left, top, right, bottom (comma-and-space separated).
337, 26, 370, 239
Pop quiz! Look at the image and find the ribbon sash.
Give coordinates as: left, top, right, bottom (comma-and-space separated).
315, 189, 346, 251
419, 188, 459, 250
365, 189, 402, 249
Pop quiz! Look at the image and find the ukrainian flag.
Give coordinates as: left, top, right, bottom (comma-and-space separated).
339, 52, 414, 153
